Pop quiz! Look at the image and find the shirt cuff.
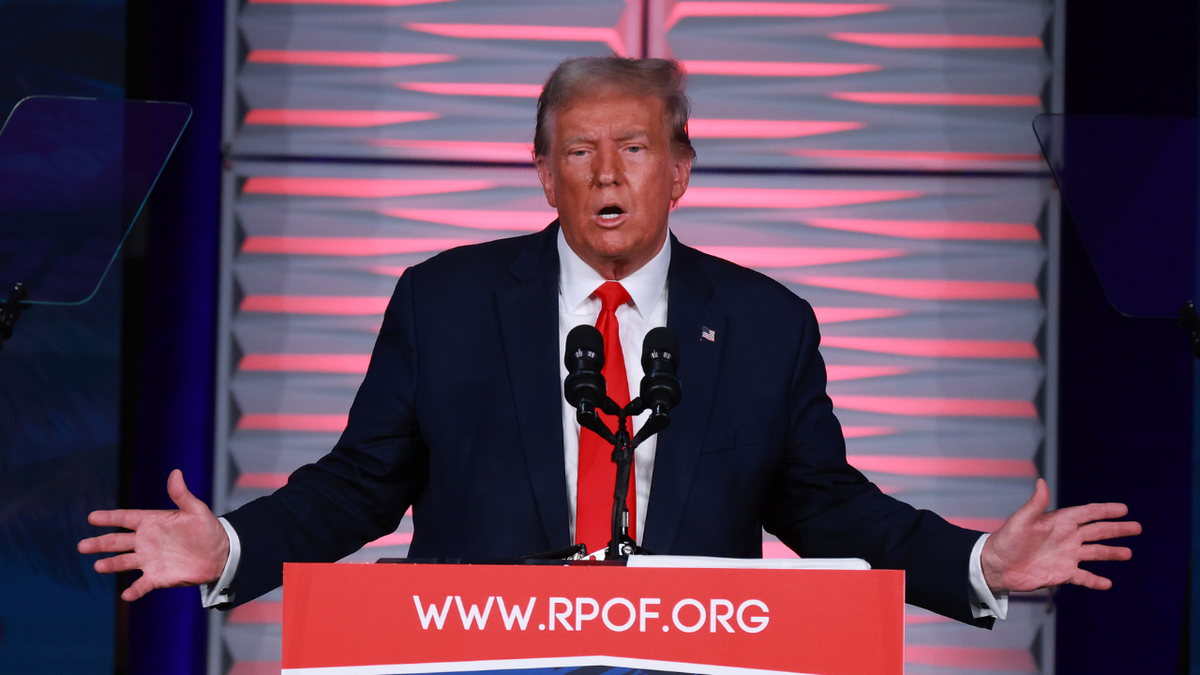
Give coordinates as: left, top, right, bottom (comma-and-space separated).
968, 532, 1008, 621
201, 517, 241, 609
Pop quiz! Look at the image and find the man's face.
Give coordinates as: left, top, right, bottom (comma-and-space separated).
536, 90, 692, 280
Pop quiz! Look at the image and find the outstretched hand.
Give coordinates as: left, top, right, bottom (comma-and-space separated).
981, 478, 1141, 593
78, 469, 229, 602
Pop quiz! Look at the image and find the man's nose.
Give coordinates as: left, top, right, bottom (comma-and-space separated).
593, 145, 619, 186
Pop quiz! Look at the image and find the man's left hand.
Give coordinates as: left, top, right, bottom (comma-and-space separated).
981, 478, 1141, 593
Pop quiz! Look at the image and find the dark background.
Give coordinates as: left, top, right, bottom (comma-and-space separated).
0, 0, 222, 673
1057, 0, 1199, 673
0, 1, 128, 673
120, 0, 224, 674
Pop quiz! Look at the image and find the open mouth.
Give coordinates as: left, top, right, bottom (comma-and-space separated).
597, 205, 626, 221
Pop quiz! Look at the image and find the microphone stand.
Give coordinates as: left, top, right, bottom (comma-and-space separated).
0, 283, 30, 350
576, 396, 671, 561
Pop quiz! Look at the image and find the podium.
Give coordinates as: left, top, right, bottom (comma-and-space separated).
282, 558, 903, 675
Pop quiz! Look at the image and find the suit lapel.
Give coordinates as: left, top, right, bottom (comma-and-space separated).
496, 224, 572, 550
642, 235, 726, 554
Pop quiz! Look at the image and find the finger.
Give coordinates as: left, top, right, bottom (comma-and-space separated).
94, 552, 140, 574
1078, 520, 1142, 541
1069, 568, 1113, 590
1060, 502, 1129, 525
167, 469, 205, 515
122, 575, 155, 602
78, 532, 136, 555
88, 509, 144, 530
1080, 544, 1133, 562
1014, 478, 1051, 520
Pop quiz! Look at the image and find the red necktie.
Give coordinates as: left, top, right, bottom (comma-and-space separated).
576, 281, 634, 554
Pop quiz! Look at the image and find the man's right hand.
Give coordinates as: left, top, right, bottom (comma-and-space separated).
77, 469, 230, 602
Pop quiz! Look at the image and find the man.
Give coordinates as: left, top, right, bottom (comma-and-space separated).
79, 57, 1139, 626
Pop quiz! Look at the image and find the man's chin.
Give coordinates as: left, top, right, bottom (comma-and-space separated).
587, 246, 659, 281
587, 238, 642, 264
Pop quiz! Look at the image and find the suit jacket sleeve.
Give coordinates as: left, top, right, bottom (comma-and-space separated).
761, 300, 993, 628
221, 270, 429, 606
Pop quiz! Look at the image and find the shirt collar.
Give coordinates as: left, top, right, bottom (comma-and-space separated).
557, 226, 671, 319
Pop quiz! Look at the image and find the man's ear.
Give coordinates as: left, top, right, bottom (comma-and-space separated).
670, 155, 693, 204
535, 155, 557, 209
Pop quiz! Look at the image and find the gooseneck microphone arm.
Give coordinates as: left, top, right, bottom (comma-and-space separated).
608, 328, 683, 557
563, 325, 682, 560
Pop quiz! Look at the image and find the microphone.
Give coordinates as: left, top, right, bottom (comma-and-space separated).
564, 324, 607, 425
639, 327, 682, 417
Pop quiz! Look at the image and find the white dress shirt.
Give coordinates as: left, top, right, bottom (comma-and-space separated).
205, 228, 1007, 621
557, 228, 670, 546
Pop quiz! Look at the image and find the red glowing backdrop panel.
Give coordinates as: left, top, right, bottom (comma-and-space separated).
216, 1, 1058, 674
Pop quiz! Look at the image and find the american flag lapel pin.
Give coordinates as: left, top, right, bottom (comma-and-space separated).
701, 326, 716, 342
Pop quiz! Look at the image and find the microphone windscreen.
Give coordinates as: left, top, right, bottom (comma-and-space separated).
566, 324, 605, 370
641, 327, 679, 374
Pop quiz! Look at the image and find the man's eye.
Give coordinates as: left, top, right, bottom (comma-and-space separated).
627, 146, 643, 153
570, 149, 587, 156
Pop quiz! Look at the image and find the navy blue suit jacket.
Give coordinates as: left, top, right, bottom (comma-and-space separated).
224, 223, 989, 626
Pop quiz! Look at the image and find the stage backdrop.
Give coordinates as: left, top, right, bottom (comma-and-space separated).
214, 2, 1061, 674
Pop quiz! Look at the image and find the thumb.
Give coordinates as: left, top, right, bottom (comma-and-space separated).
167, 469, 205, 514
1019, 478, 1050, 517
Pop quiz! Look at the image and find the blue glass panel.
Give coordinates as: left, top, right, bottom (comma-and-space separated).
1034, 114, 1198, 318
0, 96, 190, 305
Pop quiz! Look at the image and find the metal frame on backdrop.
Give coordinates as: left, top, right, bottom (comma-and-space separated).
208, 164, 239, 675
1040, 0, 1067, 668
208, 2, 244, 673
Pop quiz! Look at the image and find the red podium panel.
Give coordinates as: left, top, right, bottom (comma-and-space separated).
283, 562, 904, 675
